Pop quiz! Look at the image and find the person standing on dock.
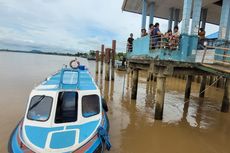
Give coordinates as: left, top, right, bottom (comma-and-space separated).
198, 28, 206, 49
153, 23, 162, 48
141, 29, 148, 37
171, 26, 180, 49
127, 33, 134, 52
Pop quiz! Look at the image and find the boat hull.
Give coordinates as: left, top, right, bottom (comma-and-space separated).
8, 112, 110, 153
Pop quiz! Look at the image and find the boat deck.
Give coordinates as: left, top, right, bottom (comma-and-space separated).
36, 68, 97, 91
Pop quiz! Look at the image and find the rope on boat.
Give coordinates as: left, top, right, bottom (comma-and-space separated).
98, 126, 112, 151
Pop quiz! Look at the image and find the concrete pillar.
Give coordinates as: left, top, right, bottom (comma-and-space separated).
100, 45, 104, 74
155, 73, 166, 120
95, 51, 99, 74
180, 0, 193, 60
221, 78, 230, 112
185, 75, 193, 99
131, 69, 139, 99
227, 8, 230, 41
218, 0, 230, 40
191, 0, 203, 35
200, 8, 208, 30
168, 7, 174, 30
199, 76, 207, 98
141, 0, 147, 30
111, 40, 116, 81
174, 9, 180, 27
149, 2, 154, 25
190, 0, 203, 51
181, 0, 193, 34
105, 48, 110, 81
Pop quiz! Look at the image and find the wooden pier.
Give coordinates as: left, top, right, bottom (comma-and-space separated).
121, 0, 230, 120
127, 58, 230, 120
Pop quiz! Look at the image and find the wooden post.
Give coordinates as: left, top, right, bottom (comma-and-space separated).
185, 75, 193, 99
221, 78, 230, 112
155, 72, 166, 120
111, 40, 116, 80
100, 45, 104, 74
131, 69, 139, 99
147, 71, 151, 82
209, 76, 214, 85
105, 48, 110, 81
95, 50, 99, 74
199, 76, 207, 98
196, 76, 201, 83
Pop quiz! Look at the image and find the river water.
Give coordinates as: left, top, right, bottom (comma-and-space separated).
0, 52, 229, 153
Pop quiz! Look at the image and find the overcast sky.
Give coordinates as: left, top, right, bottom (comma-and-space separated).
0, 0, 219, 53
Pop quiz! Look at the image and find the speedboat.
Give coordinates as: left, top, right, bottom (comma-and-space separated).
8, 59, 111, 153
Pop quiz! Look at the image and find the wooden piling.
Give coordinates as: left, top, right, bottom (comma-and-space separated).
147, 71, 151, 82
100, 45, 104, 74
155, 73, 166, 120
221, 78, 230, 112
131, 69, 139, 99
95, 50, 99, 74
199, 76, 207, 98
185, 75, 193, 99
209, 76, 214, 85
196, 76, 201, 83
105, 48, 110, 81
111, 40, 116, 80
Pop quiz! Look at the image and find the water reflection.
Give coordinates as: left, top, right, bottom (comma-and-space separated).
0, 52, 229, 153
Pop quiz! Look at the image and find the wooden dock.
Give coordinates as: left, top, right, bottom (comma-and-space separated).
127, 58, 230, 120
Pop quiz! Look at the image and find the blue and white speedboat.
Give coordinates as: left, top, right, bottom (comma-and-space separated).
9, 60, 111, 153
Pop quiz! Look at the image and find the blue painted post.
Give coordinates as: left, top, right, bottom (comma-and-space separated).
174, 9, 180, 27
181, 0, 192, 34
191, 0, 202, 35
141, 0, 147, 30
180, 0, 193, 61
168, 8, 174, 31
189, 0, 203, 54
227, 9, 230, 41
218, 0, 230, 40
149, 2, 154, 25
216, 0, 230, 61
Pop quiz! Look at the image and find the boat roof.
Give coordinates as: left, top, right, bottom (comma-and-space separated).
122, 0, 222, 25
35, 66, 97, 91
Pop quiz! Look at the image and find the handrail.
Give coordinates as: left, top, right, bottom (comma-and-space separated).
201, 44, 230, 65
206, 45, 230, 51
149, 35, 180, 50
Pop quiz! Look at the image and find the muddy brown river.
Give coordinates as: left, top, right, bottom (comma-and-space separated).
0, 52, 229, 153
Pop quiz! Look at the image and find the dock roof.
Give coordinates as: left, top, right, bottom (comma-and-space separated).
122, 0, 222, 25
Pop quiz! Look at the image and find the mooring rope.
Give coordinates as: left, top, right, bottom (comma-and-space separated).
175, 75, 224, 113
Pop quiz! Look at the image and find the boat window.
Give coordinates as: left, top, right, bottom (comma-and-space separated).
82, 95, 100, 117
27, 95, 53, 122
62, 71, 78, 84
55, 92, 78, 123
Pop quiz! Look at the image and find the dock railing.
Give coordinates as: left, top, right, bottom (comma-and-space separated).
149, 35, 180, 51
201, 40, 230, 65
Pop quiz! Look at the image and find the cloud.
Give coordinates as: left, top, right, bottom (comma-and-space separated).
0, 0, 219, 53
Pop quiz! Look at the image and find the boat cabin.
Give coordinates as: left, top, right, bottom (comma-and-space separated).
21, 66, 103, 152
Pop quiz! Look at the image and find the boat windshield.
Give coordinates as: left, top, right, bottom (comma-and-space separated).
82, 94, 100, 117
55, 91, 78, 123
27, 95, 53, 121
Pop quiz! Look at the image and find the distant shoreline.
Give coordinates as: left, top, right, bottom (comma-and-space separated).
0, 49, 87, 58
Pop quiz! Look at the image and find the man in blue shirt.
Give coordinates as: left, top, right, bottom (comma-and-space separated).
153, 23, 162, 47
